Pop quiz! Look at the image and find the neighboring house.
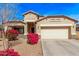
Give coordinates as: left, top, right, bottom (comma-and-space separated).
3, 10, 78, 39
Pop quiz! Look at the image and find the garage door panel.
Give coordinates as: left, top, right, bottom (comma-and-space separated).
41, 29, 68, 39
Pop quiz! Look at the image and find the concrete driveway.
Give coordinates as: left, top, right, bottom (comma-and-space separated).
41, 39, 79, 56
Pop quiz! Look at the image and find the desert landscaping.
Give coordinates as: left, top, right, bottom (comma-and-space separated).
0, 30, 79, 56
0, 36, 43, 56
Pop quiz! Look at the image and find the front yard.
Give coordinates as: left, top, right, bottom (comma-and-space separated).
0, 31, 79, 56
0, 37, 43, 56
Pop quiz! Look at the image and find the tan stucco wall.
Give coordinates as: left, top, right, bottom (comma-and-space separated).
39, 16, 45, 19
23, 13, 39, 35
65, 19, 76, 35
36, 18, 76, 35
24, 13, 38, 22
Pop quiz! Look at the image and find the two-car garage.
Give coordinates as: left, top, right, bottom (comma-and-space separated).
41, 26, 71, 39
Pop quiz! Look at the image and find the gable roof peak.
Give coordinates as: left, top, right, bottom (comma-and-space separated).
23, 10, 40, 16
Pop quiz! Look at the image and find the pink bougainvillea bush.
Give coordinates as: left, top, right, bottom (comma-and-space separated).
27, 33, 40, 44
6, 29, 20, 41
0, 48, 20, 56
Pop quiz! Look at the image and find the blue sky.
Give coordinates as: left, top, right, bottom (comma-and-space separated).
0, 3, 79, 22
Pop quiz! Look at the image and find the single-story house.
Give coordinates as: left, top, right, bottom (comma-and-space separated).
3, 10, 78, 39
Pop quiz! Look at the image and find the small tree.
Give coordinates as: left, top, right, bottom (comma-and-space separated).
0, 3, 18, 50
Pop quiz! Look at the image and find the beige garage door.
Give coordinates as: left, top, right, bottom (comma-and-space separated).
41, 27, 69, 39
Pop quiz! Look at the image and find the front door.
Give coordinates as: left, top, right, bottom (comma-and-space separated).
27, 22, 36, 33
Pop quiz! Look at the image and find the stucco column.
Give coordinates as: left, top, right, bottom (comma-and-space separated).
24, 23, 28, 35
4, 26, 8, 32
74, 24, 76, 35
36, 23, 40, 35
